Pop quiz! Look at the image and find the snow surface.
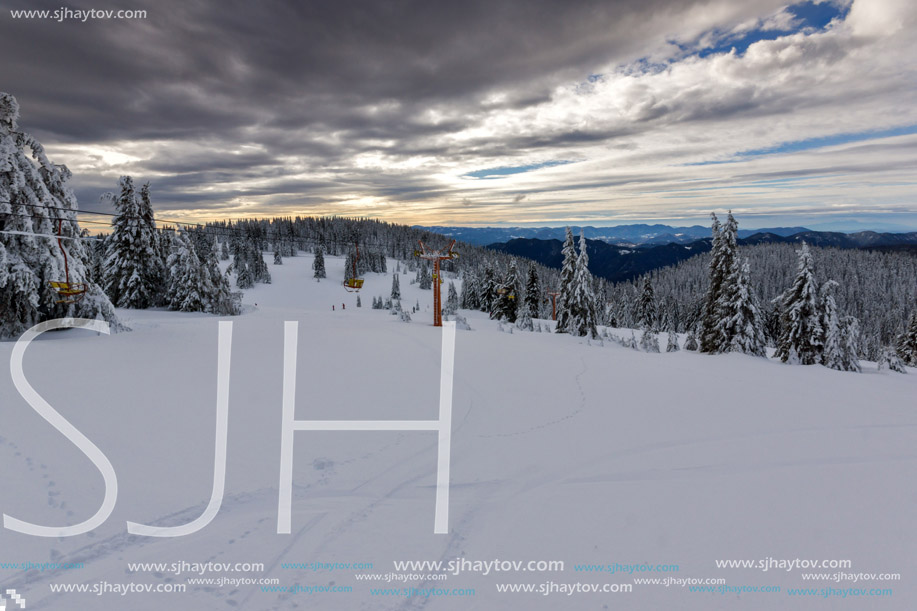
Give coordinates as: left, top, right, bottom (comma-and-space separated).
1, 253, 915, 610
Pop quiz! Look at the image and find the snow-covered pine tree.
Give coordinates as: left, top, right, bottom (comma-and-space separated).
89, 237, 105, 284
461, 271, 479, 309
136, 182, 166, 304
516, 294, 534, 331
391, 272, 401, 300
102, 176, 163, 308
878, 347, 907, 373
840, 316, 861, 372
524, 263, 540, 319
492, 259, 519, 322
445, 281, 458, 316
555, 227, 577, 333
567, 232, 598, 338
640, 329, 660, 352
197, 233, 240, 315
819, 281, 846, 370
158, 226, 175, 278
249, 239, 271, 284
273, 249, 283, 265
211, 238, 223, 269
717, 258, 766, 356
313, 245, 326, 279
419, 263, 432, 290
666, 330, 680, 352
166, 231, 207, 312
897, 311, 917, 366
684, 332, 699, 351
234, 251, 254, 289
700, 212, 738, 353
0, 92, 120, 338
775, 243, 823, 365
699, 212, 723, 352
480, 266, 497, 313
635, 276, 657, 330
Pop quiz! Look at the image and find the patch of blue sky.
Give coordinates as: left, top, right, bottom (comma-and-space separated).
693, 1, 848, 59
462, 160, 572, 180
738, 124, 917, 157
685, 124, 917, 166
747, 176, 836, 188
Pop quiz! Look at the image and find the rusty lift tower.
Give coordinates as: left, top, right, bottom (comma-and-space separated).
414, 239, 459, 326
547, 290, 560, 321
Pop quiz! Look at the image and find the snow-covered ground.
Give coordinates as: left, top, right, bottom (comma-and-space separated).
1, 253, 915, 610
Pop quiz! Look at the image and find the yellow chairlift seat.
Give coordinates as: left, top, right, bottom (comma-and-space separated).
50, 218, 87, 304
50, 281, 87, 304
343, 278, 364, 292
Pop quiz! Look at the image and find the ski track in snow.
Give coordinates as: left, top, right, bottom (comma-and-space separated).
475, 355, 589, 438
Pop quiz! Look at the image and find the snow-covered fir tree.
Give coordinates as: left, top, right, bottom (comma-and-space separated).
555, 227, 577, 333
699, 213, 724, 351
166, 231, 206, 312
313, 245, 326, 279
775, 243, 823, 365
102, 176, 164, 308
640, 329, 660, 352
444, 281, 458, 316
524, 263, 541, 319
194, 231, 240, 316
391, 271, 401, 300
878, 347, 907, 373
635, 275, 657, 330
0, 92, 121, 339
897, 311, 917, 366
717, 258, 766, 356
492, 259, 519, 322
418, 263, 432, 290
273, 249, 283, 265
666, 330, 680, 352
684, 332, 699, 351
566, 232, 598, 338
461, 271, 479, 310
700, 212, 738, 352
516, 295, 534, 331
819, 280, 846, 371
233, 237, 270, 288
480, 266, 497, 314
840, 316, 861, 372
88, 237, 105, 284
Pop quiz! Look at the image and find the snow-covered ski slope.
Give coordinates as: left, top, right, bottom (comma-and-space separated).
1, 253, 915, 610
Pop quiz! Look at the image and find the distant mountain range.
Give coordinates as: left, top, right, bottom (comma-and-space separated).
419, 224, 810, 246
486, 230, 917, 283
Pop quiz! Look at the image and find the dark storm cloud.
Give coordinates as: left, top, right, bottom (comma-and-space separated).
1, 0, 784, 148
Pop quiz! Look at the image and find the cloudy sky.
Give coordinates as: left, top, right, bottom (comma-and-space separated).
2, 0, 916, 229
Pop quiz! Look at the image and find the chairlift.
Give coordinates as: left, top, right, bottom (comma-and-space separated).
343, 242, 363, 292
50, 219, 87, 304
